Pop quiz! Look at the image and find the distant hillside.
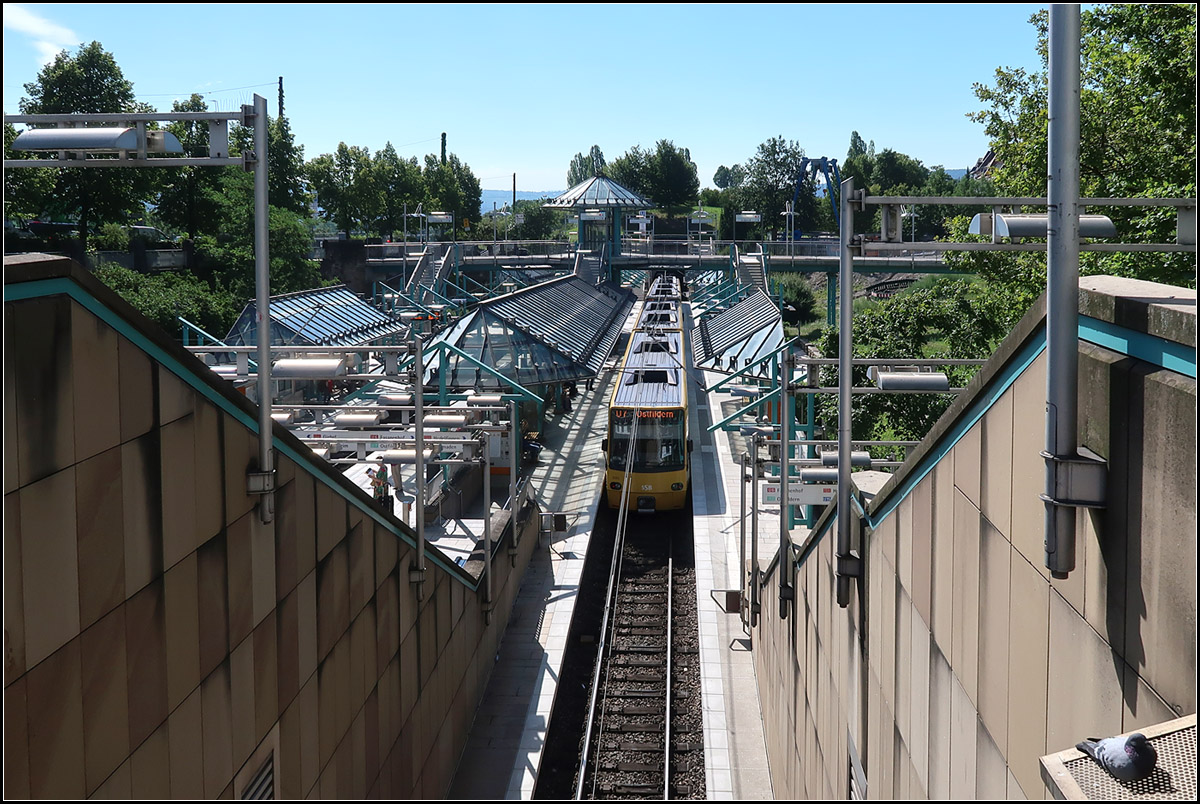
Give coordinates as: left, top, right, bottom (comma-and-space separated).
478, 189, 562, 216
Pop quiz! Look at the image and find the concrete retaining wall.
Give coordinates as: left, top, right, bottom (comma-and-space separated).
749, 275, 1196, 798
3, 253, 539, 799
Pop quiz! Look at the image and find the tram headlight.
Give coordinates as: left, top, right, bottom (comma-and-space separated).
671, 483, 684, 491
609, 481, 622, 490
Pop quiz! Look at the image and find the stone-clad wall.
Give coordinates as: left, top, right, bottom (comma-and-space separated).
750, 275, 1196, 799
4, 254, 539, 798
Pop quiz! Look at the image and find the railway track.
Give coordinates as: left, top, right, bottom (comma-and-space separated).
574, 515, 704, 800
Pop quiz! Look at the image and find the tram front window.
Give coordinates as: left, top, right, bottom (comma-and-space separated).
609, 409, 685, 472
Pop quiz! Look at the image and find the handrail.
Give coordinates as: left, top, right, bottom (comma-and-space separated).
178, 316, 258, 369
707, 337, 799, 394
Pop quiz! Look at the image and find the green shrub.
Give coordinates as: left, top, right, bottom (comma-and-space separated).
93, 222, 130, 251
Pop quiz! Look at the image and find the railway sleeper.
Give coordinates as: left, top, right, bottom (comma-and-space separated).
617, 627, 665, 637
599, 783, 664, 796
609, 741, 663, 752
610, 670, 664, 682
607, 722, 664, 733
601, 760, 663, 773
674, 740, 703, 752
612, 644, 663, 654
612, 656, 665, 667
671, 758, 694, 774
610, 688, 664, 699
614, 705, 662, 716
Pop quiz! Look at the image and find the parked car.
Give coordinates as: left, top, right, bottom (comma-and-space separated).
127, 226, 180, 248
27, 219, 80, 239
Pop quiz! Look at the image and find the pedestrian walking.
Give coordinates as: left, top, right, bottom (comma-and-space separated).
370, 462, 394, 513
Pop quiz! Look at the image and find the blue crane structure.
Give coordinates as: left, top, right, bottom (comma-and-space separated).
791, 156, 842, 235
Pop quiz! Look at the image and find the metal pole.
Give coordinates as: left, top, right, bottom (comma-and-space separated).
750, 435, 760, 627
836, 177, 855, 606
412, 334, 427, 599
252, 94, 275, 524
779, 348, 792, 618
483, 447, 493, 624
1044, 3, 1082, 578
740, 452, 747, 628
509, 399, 518, 512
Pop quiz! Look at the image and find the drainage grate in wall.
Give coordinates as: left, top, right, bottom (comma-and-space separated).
1041, 715, 1195, 800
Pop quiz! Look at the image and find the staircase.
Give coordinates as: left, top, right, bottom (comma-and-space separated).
737, 249, 767, 292
405, 244, 451, 305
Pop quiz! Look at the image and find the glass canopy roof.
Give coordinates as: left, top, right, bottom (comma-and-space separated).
433, 275, 635, 389
225, 285, 407, 347
691, 289, 784, 372
543, 175, 653, 210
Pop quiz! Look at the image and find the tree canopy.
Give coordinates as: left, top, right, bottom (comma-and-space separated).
566, 145, 606, 188
603, 140, 700, 211
826, 3, 1196, 448
15, 41, 160, 249
964, 3, 1196, 293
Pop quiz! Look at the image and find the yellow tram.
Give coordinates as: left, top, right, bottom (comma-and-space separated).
603, 280, 691, 513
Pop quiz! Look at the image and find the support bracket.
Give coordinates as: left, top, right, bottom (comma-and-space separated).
836, 552, 863, 579
1039, 446, 1107, 509
246, 470, 276, 495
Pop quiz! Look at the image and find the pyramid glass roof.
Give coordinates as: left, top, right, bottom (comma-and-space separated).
543, 175, 653, 210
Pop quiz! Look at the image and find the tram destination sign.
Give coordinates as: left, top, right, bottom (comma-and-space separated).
761, 481, 836, 506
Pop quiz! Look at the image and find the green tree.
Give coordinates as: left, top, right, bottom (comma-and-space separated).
3, 121, 57, 221
740, 136, 815, 237
963, 3, 1196, 308
712, 164, 746, 191
605, 145, 653, 201
567, 145, 606, 188
92, 261, 238, 337
267, 114, 311, 216
814, 277, 1006, 445
869, 149, 929, 193
510, 198, 559, 240
17, 41, 160, 249
371, 143, 423, 239
194, 164, 324, 304
840, 132, 875, 194
646, 139, 700, 210
307, 143, 375, 238
772, 273, 820, 327
421, 152, 482, 237
156, 94, 228, 239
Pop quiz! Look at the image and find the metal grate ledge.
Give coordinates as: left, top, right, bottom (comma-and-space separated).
1041, 714, 1195, 800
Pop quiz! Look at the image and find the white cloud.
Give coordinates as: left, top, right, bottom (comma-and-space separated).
2, 4, 79, 66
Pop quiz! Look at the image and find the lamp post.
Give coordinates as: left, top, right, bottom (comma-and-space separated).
750, 433, 761, 627
836, 177, 855, 607
782, 201, 796, 257
412, 333, 427, 600
251, 94, 273, 523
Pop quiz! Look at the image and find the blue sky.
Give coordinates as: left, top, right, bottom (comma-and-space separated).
4, 3, 1048, 193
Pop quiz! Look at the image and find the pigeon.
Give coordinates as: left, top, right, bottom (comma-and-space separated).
1075, 732, 1158, 782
